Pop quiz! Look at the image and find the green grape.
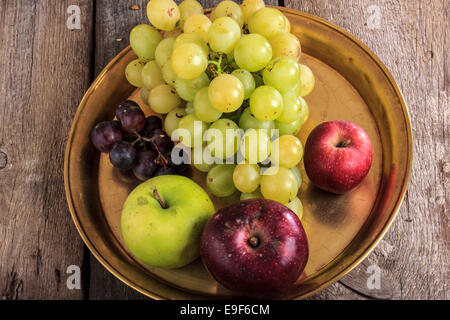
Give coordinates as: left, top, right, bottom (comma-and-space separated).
239, 107, 275, 133
205, 118, 240, 159
185, 101, 194, 114
125, 58, 147, 87
206, 164, 237, 197
269, 32, 301, 61
173, 33, 209, 56
164, 107, 186, 137
240, 188, 263, 201
260, 166, 298, 205
141, 60, 165, 89
293, 64, 315, 97
283, 15, 291, 33
148, 84, 181, 114
233, 34, 272, 72
233, 163, 261, 193
277, 92, 302, 123
297, 96, 310, 124
208, 17, 241, 54
193, 87, 223, 123
192, 146, 215, 172
275, 117, 302, 136
274, 97, 309, 135
175, 73, 210, 101
241, 0, 265, 24
175, 114, 208, 148
240, 128, 271, 163
291, 166, 302, 190
231, 69, 255, 100
146, 0, 180, 31
194, 161, 213, 172
270, 135, 304, 168
129, 24, 162, 61
184, 14, 212, 42
248, 7, 286, 39
140, 87, 150, 105
249, 85, 284, 121
161, 60, 177, 86
286, 197, 303, 219
211, 1, 244, 28
171, 43, 207, 80
208, 74, 244, 113
155, 37, 175, 67
263, 57, 300, 93
179, 0, 203, 27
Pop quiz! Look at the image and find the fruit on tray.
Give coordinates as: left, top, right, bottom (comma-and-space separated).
86, 1, 385, 300
90, 100, 189, 181
260, 166, 298, 205
91, 121, 123, 153
121, 0, 322, 214
233, 162, 261, 193
146, 0, 180, 31
270, 134, 304, 169
200, 199, 309, 299
304, 120, 373, 194
286, 196, 303, 219
206, 164, 237, 197
122, 175, 215, 268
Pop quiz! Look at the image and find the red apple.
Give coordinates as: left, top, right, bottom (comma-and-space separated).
200, 199, 309, 299
304, 120, 373, 194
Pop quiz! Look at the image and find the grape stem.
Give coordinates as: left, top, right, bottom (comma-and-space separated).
133, 131, 169, 168
133, 131, 152, 143
208, 53, 224, 77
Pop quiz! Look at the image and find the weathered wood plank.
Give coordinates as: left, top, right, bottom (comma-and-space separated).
285, 0, 449, 300
0, 0, 94, 299
90, 0, 154, 300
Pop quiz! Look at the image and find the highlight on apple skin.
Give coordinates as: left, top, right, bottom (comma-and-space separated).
303, 120, 373, 194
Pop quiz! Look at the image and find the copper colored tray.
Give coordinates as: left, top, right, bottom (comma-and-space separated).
64, 7, 412, 299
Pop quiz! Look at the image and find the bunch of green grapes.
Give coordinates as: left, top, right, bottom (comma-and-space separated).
125, 0, 317, 219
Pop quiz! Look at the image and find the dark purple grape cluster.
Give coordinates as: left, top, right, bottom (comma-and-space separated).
91, 100, 189, 181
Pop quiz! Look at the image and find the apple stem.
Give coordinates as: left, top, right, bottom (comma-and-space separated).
247, 236, 260, 248
153, 189, 167, 209
336, 140, 351, 148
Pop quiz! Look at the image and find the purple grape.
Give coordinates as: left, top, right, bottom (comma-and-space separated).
141, 116, 163, 137
133, 150, 159, 181
150, 129, 173, 154
116, 101, 146, 133
116, 100, 139, 121
168, 145, 190, 173
91, 121, 123, 153
154, 166, 176, 177
109, 142, 137, 170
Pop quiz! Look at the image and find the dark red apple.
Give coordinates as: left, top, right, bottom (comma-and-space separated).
200, 199, 309, 299
304, 120, 373, 194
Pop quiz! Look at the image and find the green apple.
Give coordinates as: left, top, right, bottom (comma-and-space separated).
121, 175, 215, 269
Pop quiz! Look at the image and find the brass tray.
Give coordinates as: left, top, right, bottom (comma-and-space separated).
64, 7, 412, 299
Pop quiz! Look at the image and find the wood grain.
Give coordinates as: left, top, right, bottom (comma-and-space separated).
286, 0, 449, 300
0, 0, 447, 300
0, 0, 94, 299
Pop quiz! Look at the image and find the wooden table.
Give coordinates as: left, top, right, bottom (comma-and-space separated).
0, 0, 447, 300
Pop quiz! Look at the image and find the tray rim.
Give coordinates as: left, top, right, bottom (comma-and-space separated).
64, 7, 413, 300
